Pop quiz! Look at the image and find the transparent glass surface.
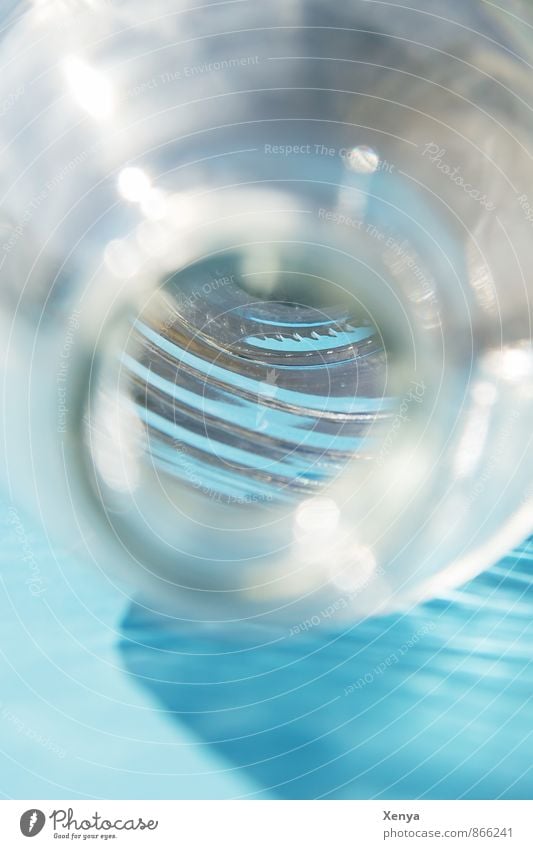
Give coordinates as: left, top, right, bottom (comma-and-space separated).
1, 0, 533, 623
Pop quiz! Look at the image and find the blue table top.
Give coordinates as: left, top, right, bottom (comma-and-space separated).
1, 495, 532, 799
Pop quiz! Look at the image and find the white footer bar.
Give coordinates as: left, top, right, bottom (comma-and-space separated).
2, 800, 531, 847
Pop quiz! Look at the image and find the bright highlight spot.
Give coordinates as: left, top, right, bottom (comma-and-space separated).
118, 167, 152, 204
346, 145, 380, 174
489, 348, 533, 383
90, 394, 144, 494
295, 497, 340, 536
63, 54, 115, 120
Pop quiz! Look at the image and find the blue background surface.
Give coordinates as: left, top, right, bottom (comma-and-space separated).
0, 494, 531, 799
0, 497, 257, 799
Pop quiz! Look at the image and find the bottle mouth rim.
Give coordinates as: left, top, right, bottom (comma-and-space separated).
66, 187, 423, 615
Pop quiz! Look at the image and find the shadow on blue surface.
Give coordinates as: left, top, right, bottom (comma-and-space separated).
120, 544, 533, 799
